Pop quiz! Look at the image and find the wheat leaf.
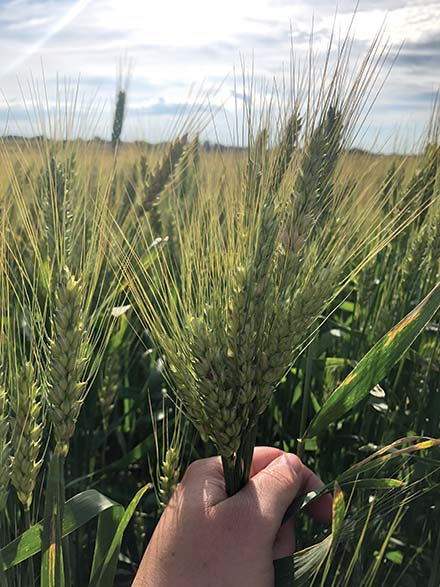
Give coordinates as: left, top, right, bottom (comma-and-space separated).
305, 282, 440, 437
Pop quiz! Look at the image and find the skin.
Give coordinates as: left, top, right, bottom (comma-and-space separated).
133, 446, 332, 587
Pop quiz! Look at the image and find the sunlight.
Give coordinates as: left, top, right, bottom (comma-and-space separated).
0, 0, 93, 77
107, 0, 271, 46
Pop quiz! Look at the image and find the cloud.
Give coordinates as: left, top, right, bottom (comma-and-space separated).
273, 0, 429, 12
132, 98, 210, 117
1, 16, 54, 31
0, 0, 438, 151
395, 36, 440, 70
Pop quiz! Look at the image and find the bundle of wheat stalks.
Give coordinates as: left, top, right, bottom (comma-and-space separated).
0, 31, 439, 587
118, 41, 428, 495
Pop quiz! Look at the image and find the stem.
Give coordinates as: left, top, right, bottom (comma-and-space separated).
417, 327, 440, 434
41, 448, 66, 587
56, 449, 68, 587
391, 357, 405, 396
238, 424, 258, 486
297, 336, 316, 459
221, 456, 237, 497
221, 423, 294, 587
23, 508, 31, 529
0, 557, 7, 587
274, 557, 295, 585
221, 424, 258, 497
428, 522, 440, 587
23, 509, 35, 587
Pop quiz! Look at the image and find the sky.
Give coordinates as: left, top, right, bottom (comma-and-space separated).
0, 0, 439, 151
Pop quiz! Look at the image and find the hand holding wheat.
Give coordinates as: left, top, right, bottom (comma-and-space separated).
133, 447, 332, 587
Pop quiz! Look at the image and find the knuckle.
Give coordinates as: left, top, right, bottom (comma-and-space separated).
182, 458, 203, 481
261, 465, 299, 490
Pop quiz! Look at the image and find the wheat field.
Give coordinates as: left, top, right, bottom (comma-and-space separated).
0, 39, 439, 587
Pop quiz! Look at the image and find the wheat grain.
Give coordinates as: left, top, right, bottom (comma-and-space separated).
0, 380, 11, 512
10, 362, 43, 511
47, 267, 87, 456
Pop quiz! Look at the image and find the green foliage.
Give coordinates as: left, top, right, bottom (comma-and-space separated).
306, 282, 440, 437
0, 47, 439, 587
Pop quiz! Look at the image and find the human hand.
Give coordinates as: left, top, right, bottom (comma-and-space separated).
133, 446, 332, 587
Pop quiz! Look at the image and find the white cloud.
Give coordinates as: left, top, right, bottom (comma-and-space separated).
0, 0, 438, 150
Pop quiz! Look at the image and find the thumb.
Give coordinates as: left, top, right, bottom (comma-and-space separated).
238, 453, 304, 536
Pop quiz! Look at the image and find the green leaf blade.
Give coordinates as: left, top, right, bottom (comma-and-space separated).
92, 484, 151, 587
306, 282, 440, 437
1, 490, 120, 571
89, 504, 124, 586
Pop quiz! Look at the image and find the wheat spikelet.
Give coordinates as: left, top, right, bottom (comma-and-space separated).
269, 113, 302, 195
418, 200, 440, 290
380, 161, 405, 215
400, 225, 429, 300
0, 380, 11, 512
136, 136, 188, 228
148, 396, 185, 510
158, 446, 181, 510
112, 89, 126, 152
400, 145, 438, 225
42, 156, 74, 270
47, 267, 87, 455
146, 136, 188, 202
140, 153, 150, 183
98, 358, 120, 431
10, 362, 43, 511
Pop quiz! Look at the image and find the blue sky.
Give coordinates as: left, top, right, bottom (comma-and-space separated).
0, 0, 439, 151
